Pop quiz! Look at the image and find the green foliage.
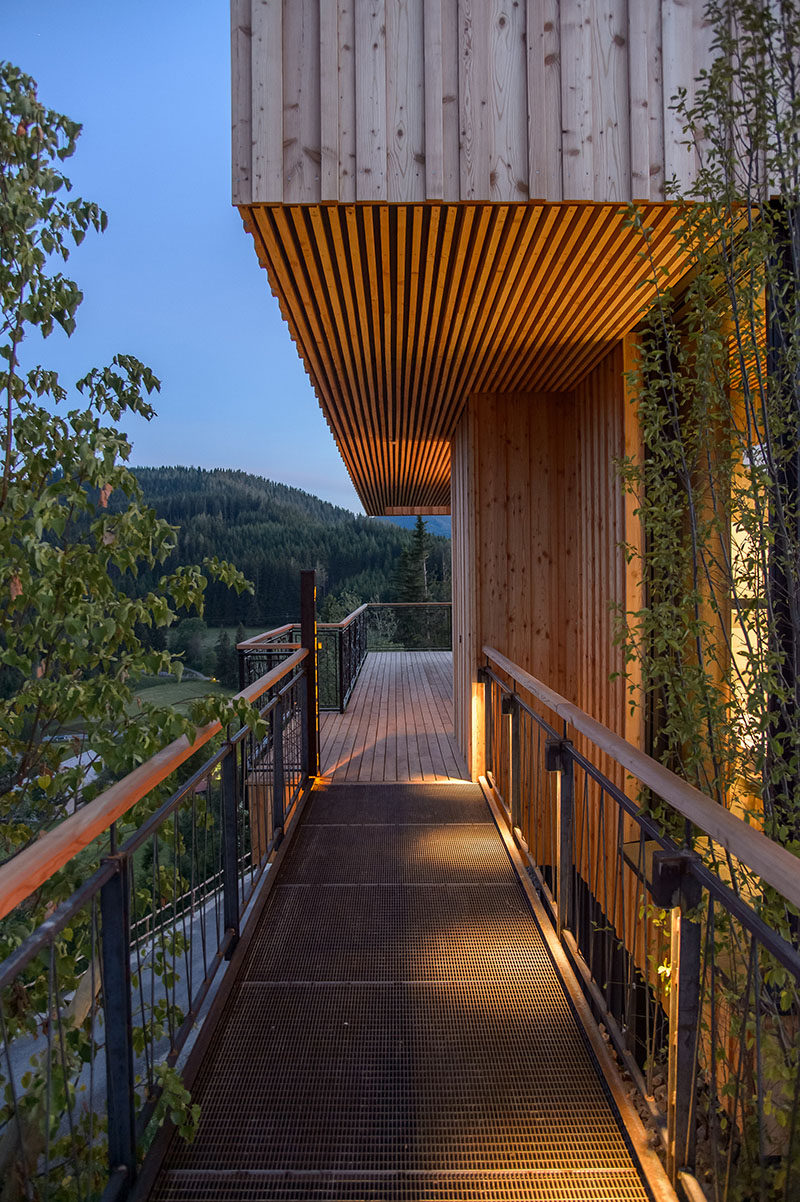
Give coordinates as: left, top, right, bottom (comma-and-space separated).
213, 629, 239, 688
123, 466, 451, 625
0, 60, 253, 1193
393, 516, 432, 603
619, 0, 800, 843
616, 5, 800, 1193
0, 62, 251, 852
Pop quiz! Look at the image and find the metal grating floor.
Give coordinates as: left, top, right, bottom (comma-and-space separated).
149, 783, 652, 1202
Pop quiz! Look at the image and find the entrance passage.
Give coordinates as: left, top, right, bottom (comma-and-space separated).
149, 782, 652, 1201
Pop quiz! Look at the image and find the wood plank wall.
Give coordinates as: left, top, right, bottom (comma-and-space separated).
450, 340, 641, 777
233, 0, 713, 205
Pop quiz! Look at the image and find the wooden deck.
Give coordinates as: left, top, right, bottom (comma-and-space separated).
319, 651, 468, 782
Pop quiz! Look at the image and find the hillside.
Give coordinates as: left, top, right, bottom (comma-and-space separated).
379, 514, 451, 537
121, 467, 451, 624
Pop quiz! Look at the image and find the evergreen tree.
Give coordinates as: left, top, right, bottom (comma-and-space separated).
214, 630, 239, 688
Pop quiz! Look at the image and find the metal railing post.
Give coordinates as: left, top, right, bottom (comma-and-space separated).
546, 737, 575, 937
481, 669, 493, 780
272, 693, 286, 844
100, 856, 136, 1195
300, 569, 319, 776
338, 626, 346, 713
502, 692, 521, 832
221, 739, 240, 958
300, 666, 309, 778
653, 851, 702, 1185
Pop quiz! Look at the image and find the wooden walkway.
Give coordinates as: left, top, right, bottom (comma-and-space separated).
319, 651, 468, 782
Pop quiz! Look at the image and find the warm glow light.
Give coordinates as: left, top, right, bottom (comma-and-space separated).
470, 680, 485, 780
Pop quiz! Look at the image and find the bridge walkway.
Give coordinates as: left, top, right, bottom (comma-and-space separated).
148, 779, 656, 1202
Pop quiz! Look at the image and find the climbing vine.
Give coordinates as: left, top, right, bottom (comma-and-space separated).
619, 3, 800, 1195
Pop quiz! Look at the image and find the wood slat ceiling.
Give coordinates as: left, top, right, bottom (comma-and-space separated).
243, 202, 691, 514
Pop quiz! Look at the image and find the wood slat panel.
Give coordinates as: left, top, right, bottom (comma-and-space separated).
386, 0, 426, 202
592, 0, 630, 202
560, 0, 593, 200
319, 0, 340, 200
423, 0, 445, 199
242, 200, 691, 512
489, 0, 528, 200
449, 345, 638, 788
237, 0, 716, 203
355, 0, 387, 200
337, 0, 357, 200
251, 0, 283, 203
231, 0, 253, 204
283, 0, 321, 202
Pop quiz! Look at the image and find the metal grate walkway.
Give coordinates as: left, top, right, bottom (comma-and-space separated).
149, 783, 653, 1202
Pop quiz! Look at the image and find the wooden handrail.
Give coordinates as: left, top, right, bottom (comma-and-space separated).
241, 601, 452, 645
0, 650, 308, 923
237, 624, 296, 650
318, 604, 369, 631
368, 601, 452, 607
484, 645, 800, 911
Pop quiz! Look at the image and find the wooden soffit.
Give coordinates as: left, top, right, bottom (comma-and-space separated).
243, 202, 690, 514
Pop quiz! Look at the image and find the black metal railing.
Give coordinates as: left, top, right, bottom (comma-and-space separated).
0, 650, 311, 1202
236, 625, 301, 691
482, 646, 800, 1200
238, 602, 452, 714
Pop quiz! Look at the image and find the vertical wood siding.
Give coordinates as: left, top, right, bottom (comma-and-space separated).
234, 0, 713, 204
449, 342, 639, 777
450, 343, 643, 966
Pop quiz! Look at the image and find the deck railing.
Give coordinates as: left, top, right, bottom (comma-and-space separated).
238, 601, 452, 712
0, 648, 313, 1202
482, 646, 800, 1200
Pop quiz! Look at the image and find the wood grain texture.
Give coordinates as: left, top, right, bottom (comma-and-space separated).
592, 0, 630, 201
458, 0, 490, 198
440, 0, 461, 199
243, 200, 691, 512
337, 0, 357, 200
283, 0, 321, 202
661, 0, 694, 193
627, 0, 650, 200
236, 0, 718, 203
355, 0, 387, 199
560, 0, 593, 200
251, 0, 283, 202
448, 345, 638, 784
423, 0, 445, 198
387, 0, 425, 201
231, 0, 253, 204
320, 0, 340, 199
489, 0, 528, 201
319, 651, 468, 780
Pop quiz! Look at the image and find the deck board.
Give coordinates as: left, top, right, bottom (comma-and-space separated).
320, 651, 468, 782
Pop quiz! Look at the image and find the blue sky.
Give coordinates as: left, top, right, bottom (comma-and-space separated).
2, 1, 363, 512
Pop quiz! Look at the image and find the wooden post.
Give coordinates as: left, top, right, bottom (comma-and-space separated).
300, 570, 319, 777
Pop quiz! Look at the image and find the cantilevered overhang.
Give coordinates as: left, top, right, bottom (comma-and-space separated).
243, 202, 690, 515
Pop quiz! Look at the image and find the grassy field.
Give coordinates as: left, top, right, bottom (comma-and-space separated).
131, 677, 232, 715
199, 625, 266, 655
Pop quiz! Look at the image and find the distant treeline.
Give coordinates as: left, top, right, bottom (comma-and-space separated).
118, 467, 451, 625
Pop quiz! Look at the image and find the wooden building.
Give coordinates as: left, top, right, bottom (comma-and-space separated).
231, 0, 715, 777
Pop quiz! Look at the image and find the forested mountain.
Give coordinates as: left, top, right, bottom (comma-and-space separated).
379, 514, 451, 537
119, 467, 451, 625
